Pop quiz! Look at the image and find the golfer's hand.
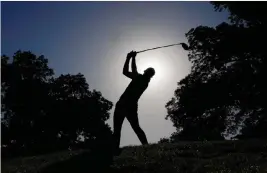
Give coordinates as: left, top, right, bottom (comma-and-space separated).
127, 51, 137, 59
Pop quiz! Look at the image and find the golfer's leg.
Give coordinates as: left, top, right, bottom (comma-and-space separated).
113, 106, 125, 152
127, 112, 148, 145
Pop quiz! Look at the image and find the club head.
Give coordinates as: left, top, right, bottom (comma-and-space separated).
181, 43, 190, 50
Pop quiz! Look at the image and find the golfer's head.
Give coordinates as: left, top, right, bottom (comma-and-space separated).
144, 67, 155, 78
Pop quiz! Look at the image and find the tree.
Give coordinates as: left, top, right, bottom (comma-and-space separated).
1, 51, 54, 156
166, 2, 267, 141
158, 137, 170, 144
47, 74, 113, 149
1, 51, 113, 157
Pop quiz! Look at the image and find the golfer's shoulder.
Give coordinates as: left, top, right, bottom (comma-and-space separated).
138, 73, 143, 77
138, 74, 146, 80
132, 73, 142, 79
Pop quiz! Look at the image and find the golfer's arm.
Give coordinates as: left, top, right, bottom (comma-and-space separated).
131, 56, 138, 75
123, 57, 133, 78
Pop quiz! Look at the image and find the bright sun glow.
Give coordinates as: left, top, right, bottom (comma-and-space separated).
136, 51, 168, 86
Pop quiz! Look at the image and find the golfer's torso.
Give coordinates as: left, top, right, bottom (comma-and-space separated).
119, 74, 149, 104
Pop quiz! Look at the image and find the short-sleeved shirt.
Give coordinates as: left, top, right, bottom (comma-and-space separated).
119, 74, 150, 105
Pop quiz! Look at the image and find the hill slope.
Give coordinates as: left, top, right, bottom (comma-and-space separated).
2, 139, 267, 173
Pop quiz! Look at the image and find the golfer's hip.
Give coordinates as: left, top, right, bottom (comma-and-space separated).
116, 99, 138, 111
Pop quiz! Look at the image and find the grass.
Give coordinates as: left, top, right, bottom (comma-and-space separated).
2, 139, 267, 173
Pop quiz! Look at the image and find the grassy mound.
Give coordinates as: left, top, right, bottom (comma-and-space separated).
2, 139, 267, 173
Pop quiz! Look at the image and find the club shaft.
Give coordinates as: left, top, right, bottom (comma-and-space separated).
137, 43, 182, 53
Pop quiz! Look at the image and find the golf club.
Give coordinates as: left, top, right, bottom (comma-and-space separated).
137, 42, 190, 54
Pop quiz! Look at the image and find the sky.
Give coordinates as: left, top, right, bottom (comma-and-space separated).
1, 2, 229, 146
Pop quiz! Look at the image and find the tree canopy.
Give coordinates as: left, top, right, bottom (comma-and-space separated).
166, 2, 267, 141
1, 51, 113, 157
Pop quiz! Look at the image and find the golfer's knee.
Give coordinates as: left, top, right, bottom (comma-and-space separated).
113, 122, 122, 134
132, 124, 143, 133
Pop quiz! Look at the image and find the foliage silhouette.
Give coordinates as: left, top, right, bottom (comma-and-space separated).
166, 2, 267, 141
1, 51, 113, 158
158, 137, 170, 144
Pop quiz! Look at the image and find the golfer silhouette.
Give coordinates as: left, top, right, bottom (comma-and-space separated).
113, 51, 155, 155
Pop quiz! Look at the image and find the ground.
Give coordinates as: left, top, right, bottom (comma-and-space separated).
2, 139, 267, 173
